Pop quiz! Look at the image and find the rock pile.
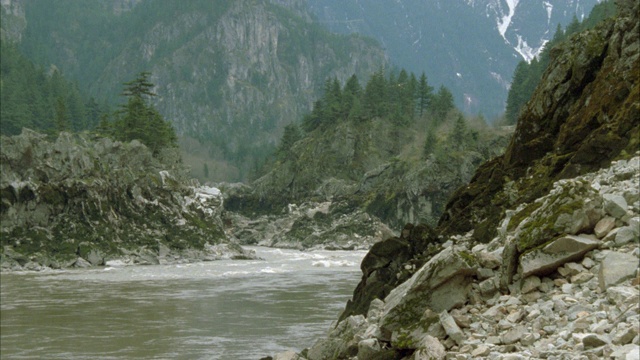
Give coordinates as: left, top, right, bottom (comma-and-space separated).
273, 156, 640, 359
223, 199, 396, 250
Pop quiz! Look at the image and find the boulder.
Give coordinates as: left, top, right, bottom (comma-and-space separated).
439, 311, 465, 346
357, 338, 381, 359
604, 194, 629, 219
412, 335, 446, 360
519, 235, 600, 278
594, 217, 616, 238
599, 251, 639, 290
614, 226, 639, 246
379, 247, 476, 334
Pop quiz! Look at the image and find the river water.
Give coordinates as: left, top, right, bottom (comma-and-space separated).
0, 247, 367, 359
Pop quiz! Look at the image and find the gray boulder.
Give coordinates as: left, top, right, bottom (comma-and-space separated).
519, 235, 600, 278
599, 251, 639, 290
379, 246, 477, 335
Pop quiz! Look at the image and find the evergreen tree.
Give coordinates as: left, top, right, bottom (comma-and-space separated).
423, 129, 437, 158
363, 68, 387, 119
451, 114, 468, 148
431, 85, 454, 122
416, 72, 434, 117
277, 123, 302, 160
54, 97, 69, 132
342, 74, 362, 119
114, 72, 177, 154
301, 99, 325, 132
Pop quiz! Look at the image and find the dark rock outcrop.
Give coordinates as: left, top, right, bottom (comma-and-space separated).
438, 2, 639, 243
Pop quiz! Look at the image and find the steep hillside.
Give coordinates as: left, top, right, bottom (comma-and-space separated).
306, 0, 601, 119
271, 1, 639, 358
224, 70, 512, 235
3, 0, 387, 181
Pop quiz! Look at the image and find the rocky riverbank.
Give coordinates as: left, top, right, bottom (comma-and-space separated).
222, 196, 396, 251
278, 155, 638, 360
0, 130, 256, 271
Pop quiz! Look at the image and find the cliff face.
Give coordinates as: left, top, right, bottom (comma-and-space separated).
0, 130, 254, 271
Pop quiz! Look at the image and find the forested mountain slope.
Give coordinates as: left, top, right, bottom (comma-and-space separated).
1, 0, 387, 181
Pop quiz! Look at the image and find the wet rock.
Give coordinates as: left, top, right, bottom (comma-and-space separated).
73, 257, 92, 268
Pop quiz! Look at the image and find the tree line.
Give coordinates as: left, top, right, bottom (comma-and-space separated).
298, 68, 455, 135
0, 42, 106, 135
274, 68, 483, 167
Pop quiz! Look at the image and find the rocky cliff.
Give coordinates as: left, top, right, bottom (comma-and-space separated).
268, 1, 639, 359
0, 130, 255, 271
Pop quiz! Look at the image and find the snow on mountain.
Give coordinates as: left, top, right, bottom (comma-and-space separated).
469, 0, 601, 63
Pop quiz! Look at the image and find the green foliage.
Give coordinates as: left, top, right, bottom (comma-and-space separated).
300, 68, 448, 135
416, 72, 434, 117
431, 85, 455, 123
0, 42, 104, 136
276, 123, 302, 161
423, 129, 437, 158
108, 72, 178, 155
505, 0, 616, 125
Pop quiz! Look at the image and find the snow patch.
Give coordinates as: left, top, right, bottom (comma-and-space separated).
543, 1, 553, 25
497, 0, 520, 40
514, 35, 547, 63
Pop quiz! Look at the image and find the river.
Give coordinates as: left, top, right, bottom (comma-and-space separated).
0, 247, 367, 359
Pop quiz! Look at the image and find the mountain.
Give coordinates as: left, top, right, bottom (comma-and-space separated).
305, 0, 602, 119
0, 0, 387, 181
280, 1, 638, 358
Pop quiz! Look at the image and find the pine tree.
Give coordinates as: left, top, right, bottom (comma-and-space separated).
54, 97, 69, 132
277, 123, 302, 160
416, 72, 434, 117
432, 85, 454, 122
423, 129, 437, 158
451, 114, 468, 148
114, 72, 177, 155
